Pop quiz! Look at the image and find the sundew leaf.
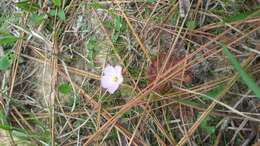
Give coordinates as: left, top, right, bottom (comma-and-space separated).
52, 0, 61, 7
30, 13, 47, 25
114, 16, 122, 32
222, 44, 260, 98
147, 0, 156, 3
0, 33, 19, 46
85, 37, 98, 65
200, 116, 215, 135
88, 1, 106, 9
58, 9, 66, 21
49, 9, 66, 21
223, 9, 260, 23
0, 52, 15, 71
49, 9, 57, 17
201, 85, 224, 100
103, 20, 114, 29
58, 83, 72, 95
12, 130, 28, 140
112, 31, 120, 43
16, 1, 40, 12
186, 20, 197, 30
0, 124, 13, 131
223, 12, 251, 23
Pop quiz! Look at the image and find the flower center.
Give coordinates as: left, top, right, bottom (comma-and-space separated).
111, 76, 118, 82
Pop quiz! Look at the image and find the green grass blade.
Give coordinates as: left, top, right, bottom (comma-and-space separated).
222, 44, 260, 98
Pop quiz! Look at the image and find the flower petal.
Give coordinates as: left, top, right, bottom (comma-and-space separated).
103, 65, 116, 76
117, 75, 123, 84
106, 84, 119, 94
101, 75, 114, 88
115, 65, 122, 75
101, 64, 123, 94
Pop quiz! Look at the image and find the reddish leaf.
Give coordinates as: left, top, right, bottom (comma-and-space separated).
147, 53, 192, 92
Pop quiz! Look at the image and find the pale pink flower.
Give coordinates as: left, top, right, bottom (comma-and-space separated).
101, 64, 123, 94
